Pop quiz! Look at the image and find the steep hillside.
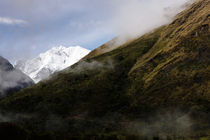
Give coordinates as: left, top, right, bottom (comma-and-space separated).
82, 37, 132, 60
0, 56, 34, 97
130, 0, 210, 102
0, 0, 209, 139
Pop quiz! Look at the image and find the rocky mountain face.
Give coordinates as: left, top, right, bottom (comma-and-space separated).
0, 56, 34, 97
15, 46, 90, 83
0, 0, 209, 139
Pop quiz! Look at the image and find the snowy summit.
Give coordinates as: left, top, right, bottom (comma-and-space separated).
15, 46, 90, 83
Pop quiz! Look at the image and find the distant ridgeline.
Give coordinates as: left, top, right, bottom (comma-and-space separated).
0, 0, 209, 139
0, 56, 34, 97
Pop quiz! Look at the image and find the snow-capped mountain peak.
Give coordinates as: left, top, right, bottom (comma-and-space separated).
15, 46, 90, 83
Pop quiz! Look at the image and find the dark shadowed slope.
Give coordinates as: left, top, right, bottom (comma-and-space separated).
0, 56, 34, 97
0, 0, 209, 139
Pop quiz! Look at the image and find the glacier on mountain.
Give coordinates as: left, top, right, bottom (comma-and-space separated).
15, 46, 90, 83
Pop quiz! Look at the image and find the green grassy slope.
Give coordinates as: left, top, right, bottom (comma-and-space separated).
129, 0, 210, 107
0, 0, 209, 139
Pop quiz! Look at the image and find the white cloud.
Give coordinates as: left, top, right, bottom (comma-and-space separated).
0, 17, 27, 25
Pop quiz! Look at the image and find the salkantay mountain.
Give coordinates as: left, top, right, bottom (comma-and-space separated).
15, 46, 90, 83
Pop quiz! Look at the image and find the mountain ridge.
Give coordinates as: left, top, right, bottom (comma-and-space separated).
0, 0, 209, 139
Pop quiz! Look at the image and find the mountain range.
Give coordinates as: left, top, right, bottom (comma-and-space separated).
0, 0, 209, 139
15, 46, 90, 83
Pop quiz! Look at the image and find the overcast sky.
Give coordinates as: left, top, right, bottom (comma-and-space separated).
0, 0, 192, 63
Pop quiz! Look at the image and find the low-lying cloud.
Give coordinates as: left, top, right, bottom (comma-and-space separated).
0, 56, 34, 96
0, 69, 33, 96
69, 59, 115, 74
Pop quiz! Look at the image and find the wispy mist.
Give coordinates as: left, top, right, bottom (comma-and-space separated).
124, 111, 193, 138
0, 69, 33, 96
109, 0, 194, 42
